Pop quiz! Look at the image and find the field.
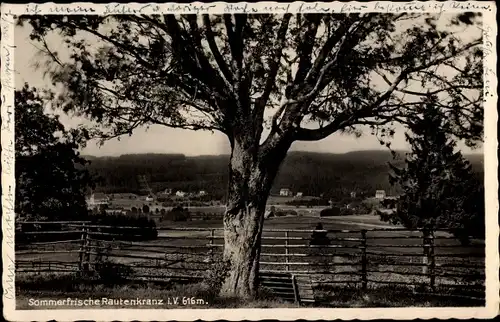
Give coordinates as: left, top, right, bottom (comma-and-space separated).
15, 215, 485, 308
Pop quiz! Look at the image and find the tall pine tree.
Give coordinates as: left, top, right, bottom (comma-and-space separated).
384, 96, 484, 244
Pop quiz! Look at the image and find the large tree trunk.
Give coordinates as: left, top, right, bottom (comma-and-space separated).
219, 137, 289, 299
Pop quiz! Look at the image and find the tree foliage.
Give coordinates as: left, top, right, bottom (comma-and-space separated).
20, 13, 483, 148
15, 84, 93, 221
382, 96, 484, 243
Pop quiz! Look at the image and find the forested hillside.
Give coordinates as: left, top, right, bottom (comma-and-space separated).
84, 151, 483, 200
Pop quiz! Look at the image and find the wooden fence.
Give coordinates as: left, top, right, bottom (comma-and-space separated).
15, 221, 485, 304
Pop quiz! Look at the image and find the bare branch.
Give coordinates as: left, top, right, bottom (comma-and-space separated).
256, 14, 292, 111
397, 85, 478, 97
294, 116, 351, 141
303, 15, 361, 85
293, 14, 322, 85
203, 15, 234, 84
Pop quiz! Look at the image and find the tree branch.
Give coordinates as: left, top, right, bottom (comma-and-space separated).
256, 14, 292, 111
284, 33, 350, 107
303, 16, 361, 85
292, 14, 322, 86
294, 117, 350, 141
164, 15, 236, 118
203, 15, 234, 84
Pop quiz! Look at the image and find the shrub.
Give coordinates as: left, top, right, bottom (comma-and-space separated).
320, 206, 341, 217
204, 256, 231, 295
356, 201, 375, 214
285, 198, 330, 207
163, 206, 191, 222
274, 210, 285, 217
90, 212, 158, 241
93, 243, 133, 284
339, 208, 355, 216
96, 262, 133, 284
274, 209, 298, 217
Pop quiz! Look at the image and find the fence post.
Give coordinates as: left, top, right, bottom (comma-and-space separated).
285, 231, 290, 272
83, 225, 91, 273
429, 230, 436, 291
209, 229, 214, 263
361, 229, 368, 291
291, 274, 300, 306
78, 223, 86, 273
422, 228, 430, 276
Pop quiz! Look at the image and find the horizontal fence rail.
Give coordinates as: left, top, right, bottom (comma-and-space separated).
15, 221, 485, 303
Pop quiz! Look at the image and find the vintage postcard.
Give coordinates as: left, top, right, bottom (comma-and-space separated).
2, 1, 498, 320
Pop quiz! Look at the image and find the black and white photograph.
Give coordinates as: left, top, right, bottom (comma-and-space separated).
1, 2, 498, 320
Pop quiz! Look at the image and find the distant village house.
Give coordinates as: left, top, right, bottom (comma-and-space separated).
175, 191, 187, 197
296, 192, 303, 197
104, 209, 127, 215
375, 190, 386, 199
87, 192, 109, 208
279, 188, 292, 197
199, 190, 207, 196
111, 193, 138, 200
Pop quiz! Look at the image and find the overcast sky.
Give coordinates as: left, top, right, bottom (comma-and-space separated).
14, 17, 483, 156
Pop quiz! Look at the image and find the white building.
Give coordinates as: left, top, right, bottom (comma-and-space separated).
112, 193, 138, 200
87, 192, 109, 208
375, 190, 386, 199
176, 191, 187, 197
145, 195, 154, 202
104, 209, 127, 215
199, 190, 207, 196
350, 191, 357, 198
280, 188, 292, 197
163, 188, 172, 195
296, 192, 303, 197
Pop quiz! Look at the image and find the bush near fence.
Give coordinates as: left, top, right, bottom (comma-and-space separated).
90, 213, 158, 241
285, 198, 330, 207
320, 207, 341, 217
160, 206, 191, 222
274, 209, 299, 217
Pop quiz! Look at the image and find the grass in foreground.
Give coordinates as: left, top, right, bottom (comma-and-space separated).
314, 284, 484, 307
16, 273, 484, 309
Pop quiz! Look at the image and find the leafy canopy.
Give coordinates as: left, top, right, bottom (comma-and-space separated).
21, 13, 483, 150
15, 84, 93, 221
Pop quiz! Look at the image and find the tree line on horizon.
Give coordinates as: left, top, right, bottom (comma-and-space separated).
82, 150, 483, 201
